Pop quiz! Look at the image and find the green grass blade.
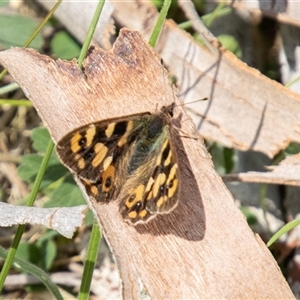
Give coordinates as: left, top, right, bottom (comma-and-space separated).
0, 140, 55, 292
77, 0, 106, 67
148, 0, 171, 48
78, 223, 102, 300
0, 99, 32, 107
0, 82, 20, 95
267, 219, 300, 247
24, 0, 62, 48
0, 246, 63, 300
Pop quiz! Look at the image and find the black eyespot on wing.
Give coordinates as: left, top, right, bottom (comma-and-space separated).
128, 194, 136, 202
79, 137, 87, 147
83, 149, 94, 160
161, 142, 170, 161
132, 201, 143, 213
105, 176, 112, 188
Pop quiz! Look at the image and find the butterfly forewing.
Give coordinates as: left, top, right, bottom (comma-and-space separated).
57, 114, 151, 202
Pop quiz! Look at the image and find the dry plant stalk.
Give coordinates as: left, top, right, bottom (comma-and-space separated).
0, 203, 87, 238
0, 29, 294, 298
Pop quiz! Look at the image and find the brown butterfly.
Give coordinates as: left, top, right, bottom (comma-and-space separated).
56, 103, 179, 225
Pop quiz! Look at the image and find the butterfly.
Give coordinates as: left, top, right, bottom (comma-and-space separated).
56, 103, 180, 225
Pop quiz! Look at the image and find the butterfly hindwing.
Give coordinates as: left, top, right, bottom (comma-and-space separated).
119, 105, 180, 224
119, 137, 179, 224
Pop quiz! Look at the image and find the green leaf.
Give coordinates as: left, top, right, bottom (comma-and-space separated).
85, 210, 94, 226
18, 127, 68, 187
18, 154, 44, 181
16, 243, 40, 265
17, 126, 84, 208
217, 34, 242, 59
51, 31, 81, 60
18, 153, 68, 189
284, 142, 300, 155
207, 142, 235, 175
223, 147, 234, 174
0, 14, 43, 49
36, 238, 57, 270
31, 127, 51, 153
240, 207, 258, 226
16, 239, 57, 271
39, 163, 69, 190
46, 174, 85, 207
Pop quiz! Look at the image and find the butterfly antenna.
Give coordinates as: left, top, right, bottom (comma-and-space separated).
175, 97, 209, 108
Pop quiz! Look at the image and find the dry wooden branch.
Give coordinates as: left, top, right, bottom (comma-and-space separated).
38, 1, 300, 158
0, 29, 294, 299
0, 203, 87, 238
224, 153, 300, 186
